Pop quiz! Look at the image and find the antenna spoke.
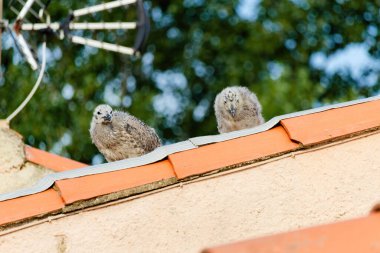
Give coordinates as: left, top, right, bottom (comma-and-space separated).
17, 0, 40, 19
21, 22, 137, 31
70, 22, 137, 30
34, 0, 45, 9
71, 36, 134, 55
10, 6, 20, 15
17, 0, 36, 20
73, 0, 137, 17
10, 6, 32, 23
13, 32, 38, 70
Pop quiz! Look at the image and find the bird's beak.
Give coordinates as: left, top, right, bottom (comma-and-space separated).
229, 107, 236, 117
103, 114, 112, 122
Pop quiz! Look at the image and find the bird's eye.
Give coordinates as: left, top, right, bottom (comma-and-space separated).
97, 112, 101, 115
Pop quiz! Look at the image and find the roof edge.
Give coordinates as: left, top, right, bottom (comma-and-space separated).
0, 95, 379, 202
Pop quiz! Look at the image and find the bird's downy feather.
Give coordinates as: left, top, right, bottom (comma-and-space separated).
90, 105, 161, 162
214, 86, 264, 133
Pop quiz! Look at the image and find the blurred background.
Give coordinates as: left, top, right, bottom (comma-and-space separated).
1, 0, 380, 164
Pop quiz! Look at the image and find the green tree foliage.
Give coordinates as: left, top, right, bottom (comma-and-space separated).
1, 0, 380, 163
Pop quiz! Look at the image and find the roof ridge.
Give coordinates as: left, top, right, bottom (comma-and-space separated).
0, 94, 379, 202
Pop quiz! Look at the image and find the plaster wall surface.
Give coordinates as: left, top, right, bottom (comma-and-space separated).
0, 127, 24, 173
0, 127, 53, 194
0, 162, 52, 194
1, 133, 380, 253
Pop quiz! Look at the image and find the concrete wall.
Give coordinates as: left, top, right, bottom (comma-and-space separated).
1, 132, 380, 253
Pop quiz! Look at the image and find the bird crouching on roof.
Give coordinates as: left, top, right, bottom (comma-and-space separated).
90, 104, 162, 162
214, 86, 264, 134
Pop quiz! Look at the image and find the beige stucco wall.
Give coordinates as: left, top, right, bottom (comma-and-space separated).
0, 126, 53, 194
0, 126, 25, 173
1, 132, 380, 253
0, 162, 52, 194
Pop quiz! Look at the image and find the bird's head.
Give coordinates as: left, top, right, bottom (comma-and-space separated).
93, 104, 113, 124
223, 89, 240, 118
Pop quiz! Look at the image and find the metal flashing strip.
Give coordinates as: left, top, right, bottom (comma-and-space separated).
0, 141, 195, 201
190, 95, 380, 146
0, 95, 379, 202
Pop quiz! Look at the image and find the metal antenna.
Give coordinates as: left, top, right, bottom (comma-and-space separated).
2, 0, 150, 122
7, 0, 49, 70
8, 0, 149, 70
6, 41, 46, 122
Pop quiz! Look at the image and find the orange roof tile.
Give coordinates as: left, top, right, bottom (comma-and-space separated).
0, 189, 64, 226
169, 126, 299, 179
55, 160, 175, 204
25, 145, 87, 172
281, 100, 380, 145
203, 213, 380, 253
2, 98, 380, 228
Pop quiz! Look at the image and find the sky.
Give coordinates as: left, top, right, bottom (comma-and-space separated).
310, 43, 380, 86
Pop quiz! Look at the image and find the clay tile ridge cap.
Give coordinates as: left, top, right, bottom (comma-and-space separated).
1, 94, 380, 204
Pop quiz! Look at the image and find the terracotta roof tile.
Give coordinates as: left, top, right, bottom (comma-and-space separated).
55, 160, 176, 204
0, 189, 64, 226
281, 100, 380, 145
169, 126, 299, 179
25, 145, 87, 172
203, 213, 380, 253
3, 98, 380, 228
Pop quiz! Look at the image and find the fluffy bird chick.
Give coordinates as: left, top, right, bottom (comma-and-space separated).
214, 86, 264, 133
90, 104, 161, 162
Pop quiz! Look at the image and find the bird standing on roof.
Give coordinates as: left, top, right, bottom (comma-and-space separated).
90, 104, 161, 162
214, 86, 264, 133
